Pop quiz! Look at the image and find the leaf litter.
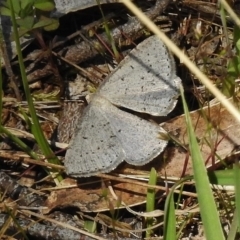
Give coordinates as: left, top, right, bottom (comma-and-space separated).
0, 0, 239, 239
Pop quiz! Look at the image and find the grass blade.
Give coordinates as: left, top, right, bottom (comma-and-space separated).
8, 0, 62, 182
233, 163, 240, 231
180, 85, 225, 240
163, 190, 176, 240
146, 168, 157, 237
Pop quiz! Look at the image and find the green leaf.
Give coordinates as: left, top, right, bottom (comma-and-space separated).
222, 77, 236, 97
32, 18, 52, 28
2, 0, 21, 15
15, 28, 30, 38
43, 18, 59, 31
1, 0, 9, 8
10, 0, 21, 15
0, 39, 3, 126
227, 56, 239, 75
228, 210, 239, 240
227, 55, 240, 76
20, 0, 34, 18
233, 163, 240, 230
34, 0, 55, 11
16, 16, 35, 30
32, 17, 59, 31
84, 220, 97, 233
0, 7, 11, 16
164, 193, 176, 240
32, 89, 60, 101
180, 85, 225, 240
146, 168, 157, 238
164, 178, 191, 240
236, 39, 240, 53
208, 169, 235, 185
8, 0, 62, 184
234, 25, 240, 53
20, 0, 34, 10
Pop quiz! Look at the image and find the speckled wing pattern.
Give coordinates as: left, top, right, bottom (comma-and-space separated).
99, 35, 181, 116
65, 35, 181, 177
65, 96, 167, 177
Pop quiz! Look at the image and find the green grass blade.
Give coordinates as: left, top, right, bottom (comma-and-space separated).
146, 167, 157, 237
8, 0, 62, 182
5, 206, 29, 240
228, 209, 239, 240
163, 190, 176, 240
208, 169, 235, 185
180, 85, 225, 239
233, 163, 240, 231
96, 0, 120, 61
0, 125, 38, 159
84, 220, 97, 233
0, 36, 2, 126
164, 176, 192, 240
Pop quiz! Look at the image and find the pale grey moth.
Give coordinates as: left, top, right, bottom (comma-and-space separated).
65, 35, 181, 177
